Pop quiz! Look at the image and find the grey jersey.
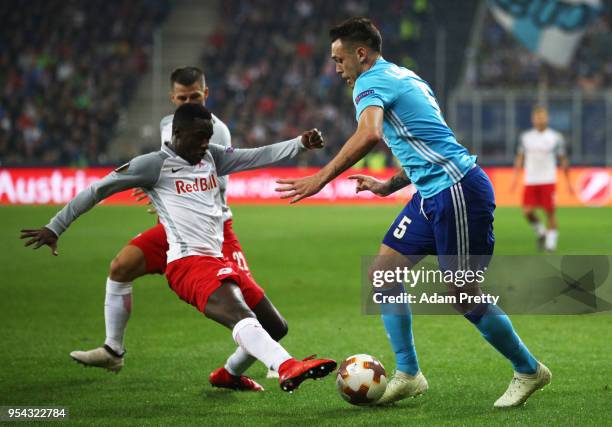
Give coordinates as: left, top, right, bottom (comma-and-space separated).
160, 112, 233, 222
46, 138, 305, 263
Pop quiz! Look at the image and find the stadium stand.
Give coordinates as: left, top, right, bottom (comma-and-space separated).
473, 6, 612, 90
1, 0, 452, 167
1, 0, 607, 167
202, 0, 479, 166
450, 2, 611, 166
0, 0, 170, 166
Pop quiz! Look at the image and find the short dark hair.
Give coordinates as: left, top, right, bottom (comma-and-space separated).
172, 103, 213, 137
329, 17, 382, 53
170, 66, 206, 89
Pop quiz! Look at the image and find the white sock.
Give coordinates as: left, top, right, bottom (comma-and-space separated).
104, 277, 132, 355
545, 229, 558, 251
232, 318, 292, 372
224, 347, 257, 376
532, 221, 546, 237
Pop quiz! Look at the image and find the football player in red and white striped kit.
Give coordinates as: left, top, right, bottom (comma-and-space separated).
511, 106, 573, 251
21, 103, 336, 392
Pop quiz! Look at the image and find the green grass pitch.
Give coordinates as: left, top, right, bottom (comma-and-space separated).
1, 205, 611, 426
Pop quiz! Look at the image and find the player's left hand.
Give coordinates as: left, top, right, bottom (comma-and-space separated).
276, 174, 325, 204
300, 128, 324, 150
348, 174, 390, 196
20, 227, 58, 256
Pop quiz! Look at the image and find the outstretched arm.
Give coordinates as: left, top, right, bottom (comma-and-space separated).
211, 129, 323, 176
20, 152, 165, 255
276, 106, 383, 203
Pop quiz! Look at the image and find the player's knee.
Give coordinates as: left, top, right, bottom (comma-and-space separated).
206, 281, 258, 329
109, 256, 133, 282
109, 249, 144, 282
447, 285, 478, 314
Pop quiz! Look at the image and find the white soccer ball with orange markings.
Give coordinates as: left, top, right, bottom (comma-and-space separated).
336, 354, 387, 405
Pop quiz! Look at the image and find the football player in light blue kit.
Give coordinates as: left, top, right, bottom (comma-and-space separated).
276, 17, 550, 407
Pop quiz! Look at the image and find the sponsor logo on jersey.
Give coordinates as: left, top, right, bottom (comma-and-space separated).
355, 89, 375, 105
217, 267, 234, 276
225, 147, 235, 153
175, 175, 218, 194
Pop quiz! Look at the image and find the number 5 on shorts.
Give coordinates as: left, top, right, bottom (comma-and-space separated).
393, 216, 412, 239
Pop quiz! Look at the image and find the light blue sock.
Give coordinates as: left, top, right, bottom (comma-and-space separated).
465, 303, 538, 374
380, 285, 419, 376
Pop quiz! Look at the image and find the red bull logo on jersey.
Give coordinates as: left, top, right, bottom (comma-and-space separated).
175, 175, 218, 194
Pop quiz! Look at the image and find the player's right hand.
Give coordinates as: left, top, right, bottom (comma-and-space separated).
348, 174, 391, 197
20, 227, 58, 256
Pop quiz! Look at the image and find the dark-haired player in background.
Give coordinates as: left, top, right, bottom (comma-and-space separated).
21, 103, 336, 392
277, 17, 550, 407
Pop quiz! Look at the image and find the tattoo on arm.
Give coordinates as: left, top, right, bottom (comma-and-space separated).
387, 170, 411, 194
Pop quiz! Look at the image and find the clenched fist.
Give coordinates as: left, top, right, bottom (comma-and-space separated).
300, 128, 325, 150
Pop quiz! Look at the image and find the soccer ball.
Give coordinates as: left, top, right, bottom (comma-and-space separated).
336, 354, 387, 405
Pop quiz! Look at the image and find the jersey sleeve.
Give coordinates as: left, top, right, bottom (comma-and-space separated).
45, 152, 165, 237
209, 137, 305, 176
353, 72, 397, 119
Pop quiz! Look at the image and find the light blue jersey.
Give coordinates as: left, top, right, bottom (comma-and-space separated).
357, 61, 538, 381
353, 58, 476, 198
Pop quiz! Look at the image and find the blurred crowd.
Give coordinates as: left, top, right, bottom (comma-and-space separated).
202, 0, 432, 167
0, 0, 170, 166
0, 0, 455, 167
474, 6, 612, 90
8, 0, 608, 168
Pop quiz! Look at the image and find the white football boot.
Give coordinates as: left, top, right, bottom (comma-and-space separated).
376, 370, 428, 405
70, 346, 124, 373
494, 362, 551, 408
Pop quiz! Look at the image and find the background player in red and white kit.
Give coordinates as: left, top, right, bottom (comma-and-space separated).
511, 106, 573, 252
66, 67, 290, 390
21, 103, 336, 392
